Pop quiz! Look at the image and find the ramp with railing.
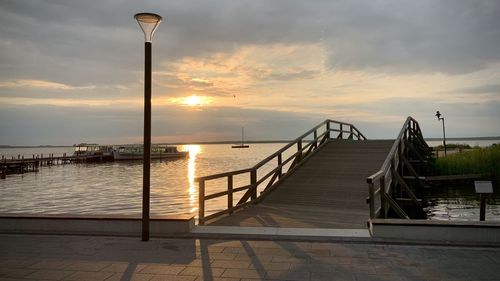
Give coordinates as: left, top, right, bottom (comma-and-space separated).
367, 117, 432, 219
195, 117, 429, 229
195, 120, 367, 225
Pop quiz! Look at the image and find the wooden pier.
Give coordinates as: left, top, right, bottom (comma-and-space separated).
0, 153, 113, 178
196, 117, 432, 229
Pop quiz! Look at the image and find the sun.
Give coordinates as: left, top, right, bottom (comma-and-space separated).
181, 95, 213, 107
170, 95, 212, 107
184, 95, 202, 106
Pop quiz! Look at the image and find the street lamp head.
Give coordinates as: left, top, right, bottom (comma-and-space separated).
134, 13, 162, 42
435, 111, 441, 120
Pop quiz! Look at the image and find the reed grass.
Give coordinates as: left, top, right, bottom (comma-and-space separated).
433, 144, 500, 176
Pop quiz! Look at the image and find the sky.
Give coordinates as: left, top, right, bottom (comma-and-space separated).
0, 0, 499, 145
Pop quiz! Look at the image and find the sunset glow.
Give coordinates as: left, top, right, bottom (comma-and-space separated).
171, 95, 212, 107
0, 1, 499, 145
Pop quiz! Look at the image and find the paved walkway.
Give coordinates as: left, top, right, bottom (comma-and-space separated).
1, 234, 499, 281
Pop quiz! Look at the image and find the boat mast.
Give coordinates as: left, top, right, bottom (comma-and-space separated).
241, 127, 244, 145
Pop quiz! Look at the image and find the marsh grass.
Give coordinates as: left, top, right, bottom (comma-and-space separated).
433, 144, 500, 176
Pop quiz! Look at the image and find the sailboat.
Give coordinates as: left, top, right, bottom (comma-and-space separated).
232, 127, 250, 148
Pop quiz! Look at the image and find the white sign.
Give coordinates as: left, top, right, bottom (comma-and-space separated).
475, 181, 493, 194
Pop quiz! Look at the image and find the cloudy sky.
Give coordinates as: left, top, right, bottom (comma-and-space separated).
1, 0, 499, 145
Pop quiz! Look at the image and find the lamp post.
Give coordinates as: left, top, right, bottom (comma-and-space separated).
435, 111, 447, 157
134, 12, 162, 241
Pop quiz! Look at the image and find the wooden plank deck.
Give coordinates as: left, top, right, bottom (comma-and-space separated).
208, 139, 394, 229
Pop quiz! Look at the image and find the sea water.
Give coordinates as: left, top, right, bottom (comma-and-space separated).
1, 139, 499, 221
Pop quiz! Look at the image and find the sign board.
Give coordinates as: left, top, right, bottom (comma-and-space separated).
474, 181, 493, 194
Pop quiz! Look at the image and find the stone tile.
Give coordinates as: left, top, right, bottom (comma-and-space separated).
355, 274, 402, 281
205, 253, 238, 261
29, 260, 73, 270
221, 268, 263, 279
290, 263, 336, 273
139, 265, 186, 275
64, 261, 111, 271
315, 257, 352, 265
250, 262, 291, 271
196, 277, 239, 281
271, 256, 311, 264
235, 254, 274, 262
0, 258, 40, 268
345, 264, 376, 275
211, 260, 250, 269
255, 248, 293, 257
0, 268, 36, 278
149, 275, 197, 281
104, 272, 154, 281
265, 270, 310, 281
179, 266, 225, 277
173, 260, 210, 268
221, 248, 246, 254
299, 248, 332, 257
312, 271, 355, 281
100, 262, 146, 273
63, 271, 114, 281
24, 269, 74, 280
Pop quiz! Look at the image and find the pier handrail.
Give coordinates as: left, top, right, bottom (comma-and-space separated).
196, 119, 366, 225
366, 116, 431, 219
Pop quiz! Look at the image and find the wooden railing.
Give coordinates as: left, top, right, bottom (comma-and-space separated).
196, 119, 366, 224
366, 117, 432, 219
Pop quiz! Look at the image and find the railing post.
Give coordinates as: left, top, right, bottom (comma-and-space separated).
349, 126, 354, 139
250, 170, 257, 200
369, 181, 375, 219
228, 175, 233, 214
296, 140, 302, 163
339, 124, 343, 139
313, 129, 318, 148
277, 153, 283, 179
380, 176, 386, 218
326, 121, 330, 139
198, 180, 205, 225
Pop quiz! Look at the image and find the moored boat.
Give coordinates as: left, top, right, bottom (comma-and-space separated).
73, 143, 113, 157
112, 145, 188, 160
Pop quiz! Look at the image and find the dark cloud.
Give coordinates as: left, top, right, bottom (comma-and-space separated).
455, 84, 500, 94
263, 69, 320, 81
2, 0, 499, 86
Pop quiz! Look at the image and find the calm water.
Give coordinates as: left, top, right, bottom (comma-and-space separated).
425, 184, 500, 222
0, 144, 292, 217
1, 139, 499, 221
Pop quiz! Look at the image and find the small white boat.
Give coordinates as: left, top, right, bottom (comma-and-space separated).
112, 145, 188, 160
73, 143, 113, 157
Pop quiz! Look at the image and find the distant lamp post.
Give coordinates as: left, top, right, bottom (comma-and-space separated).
134, 12, 162, 241
435, 111, 447, 156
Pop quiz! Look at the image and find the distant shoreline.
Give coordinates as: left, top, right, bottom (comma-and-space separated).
1, 136, 499, 148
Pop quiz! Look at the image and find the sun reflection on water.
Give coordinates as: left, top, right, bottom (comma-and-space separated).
180, 144, 201, 213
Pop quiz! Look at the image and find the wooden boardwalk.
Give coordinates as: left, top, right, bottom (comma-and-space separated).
208, 139, 394, 229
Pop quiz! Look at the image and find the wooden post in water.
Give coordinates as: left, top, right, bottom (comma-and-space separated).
480, 194, 486, 221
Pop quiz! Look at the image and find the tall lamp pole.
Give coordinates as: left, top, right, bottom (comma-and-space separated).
134, 12, 162, 241
435, 111, 447, 156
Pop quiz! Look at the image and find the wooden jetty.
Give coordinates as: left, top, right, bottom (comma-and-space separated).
196, 117, 432, 229
0, 153, 113, 178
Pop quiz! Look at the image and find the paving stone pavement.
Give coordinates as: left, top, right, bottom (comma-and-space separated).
1, 234, 499, 281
